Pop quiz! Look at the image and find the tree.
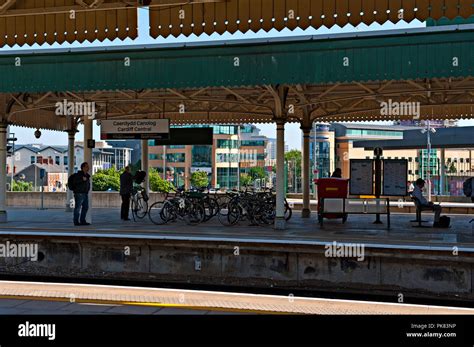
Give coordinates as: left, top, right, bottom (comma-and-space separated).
191, 171, 209, 188
12, 180, 33, 192
92, 170, 120, 191
248, 167, 265, 180
149, 168, 175, 192
240, 173, 252, 187
285, 150, 302, 175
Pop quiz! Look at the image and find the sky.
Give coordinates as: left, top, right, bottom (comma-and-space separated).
2, 8, 473, 149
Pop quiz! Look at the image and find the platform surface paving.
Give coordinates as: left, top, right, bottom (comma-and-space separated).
0, 280, 473, 315
0, 208, 472, 251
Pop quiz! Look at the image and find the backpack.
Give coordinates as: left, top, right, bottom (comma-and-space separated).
134, 170, 146, 184
463, 178, 473, 197
438, 216, 451, 228
68, 173, 77, 191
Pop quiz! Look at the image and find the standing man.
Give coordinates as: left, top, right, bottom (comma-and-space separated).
73, 162, 91, 226
120, 166, 134, 221
412, 178, 442, 227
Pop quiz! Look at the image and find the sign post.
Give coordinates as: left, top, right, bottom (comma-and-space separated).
39, 168, 46, 210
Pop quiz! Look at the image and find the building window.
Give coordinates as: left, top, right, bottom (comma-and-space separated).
192, 146, 212, 167
216, 153, 239, 163
30, 156, 35, 164
64, 156, 68, 166
217, 139, 238, 149
149, 154, 160, 160
217, 168, 238, 189
169, 145, 185, 149
213, 125, 238, 135
166, 153, 186, 163
55, 156, 60, 165
241, 140, 265, 147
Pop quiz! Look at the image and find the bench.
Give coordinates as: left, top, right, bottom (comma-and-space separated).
319, 198, 390, 230
410, 195, 433, 228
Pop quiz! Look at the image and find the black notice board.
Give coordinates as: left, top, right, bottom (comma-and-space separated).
152, 128, 213, 146
349, 159, 374, 195
383, 159, 409, 196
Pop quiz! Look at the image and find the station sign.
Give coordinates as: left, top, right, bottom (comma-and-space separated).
100, 119, 170, 140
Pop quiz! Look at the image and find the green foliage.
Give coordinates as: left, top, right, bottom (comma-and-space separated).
191, 171, 209, 188
149, 168, 175, 193
240, 173, 253, 187
12, 180, 33, 192
92, 169, 120, 191
448, 162, 457, 174
248, 167, 265, 180
285, 150, 302, 176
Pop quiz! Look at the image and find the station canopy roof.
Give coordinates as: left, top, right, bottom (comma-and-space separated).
0, 1, 472, 48
0, 25, 473, 131
353, 126, 474, 150
148, 0, 474, 38
0, 0, 137, 47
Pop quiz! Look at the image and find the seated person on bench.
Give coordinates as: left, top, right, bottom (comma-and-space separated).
412, 178, 442, 227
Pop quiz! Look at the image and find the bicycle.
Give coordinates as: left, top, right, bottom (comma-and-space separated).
131, 185, 149, 221
148, 188, 205, 225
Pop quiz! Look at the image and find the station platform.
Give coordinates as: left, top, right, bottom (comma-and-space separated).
0, 208, 472, 251
0, 208, 473, 303
1, 280, 473, 315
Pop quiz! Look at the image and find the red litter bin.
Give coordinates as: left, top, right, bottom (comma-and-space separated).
314, 178, 349, 224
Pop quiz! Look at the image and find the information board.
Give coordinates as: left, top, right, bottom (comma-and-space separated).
383, 159, 408, 196
349, 159, 374, 195
100, 119, 169, 140
153, 128, 213, 146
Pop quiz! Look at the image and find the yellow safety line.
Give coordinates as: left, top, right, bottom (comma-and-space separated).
0, 294, 292, 315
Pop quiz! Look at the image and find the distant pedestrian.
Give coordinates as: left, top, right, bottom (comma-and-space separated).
331, 168, 342, 178
70, 162, 91, 226
120, 166, 134, 221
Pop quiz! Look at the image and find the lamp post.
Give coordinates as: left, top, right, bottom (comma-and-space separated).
7, 132, 17, 192
421, 121, 436, 201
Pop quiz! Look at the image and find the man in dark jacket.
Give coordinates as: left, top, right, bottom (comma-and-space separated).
120, 166, 134, 220
73, 162, 91, 226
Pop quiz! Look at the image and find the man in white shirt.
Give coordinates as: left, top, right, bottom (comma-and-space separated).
412, 178, 442, 227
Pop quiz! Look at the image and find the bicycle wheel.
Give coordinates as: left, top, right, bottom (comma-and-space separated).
227, 201, 242, 226
203, 198, 219, 222
184, 202, 205, 225
148, 201, 167, 225
131, 198, 137, 222
217, 202, 233, 226
134, 197, 148, 219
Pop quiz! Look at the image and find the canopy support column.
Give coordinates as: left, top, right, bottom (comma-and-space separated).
0, 95, 8, 223
275, 121, 286, 230
83, 116, 93, 223
65, 118, 77, 212
141, 140, 150, 193
301, 126, 312, 218
0, 123, 7, 223
269, 84, 289, 230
